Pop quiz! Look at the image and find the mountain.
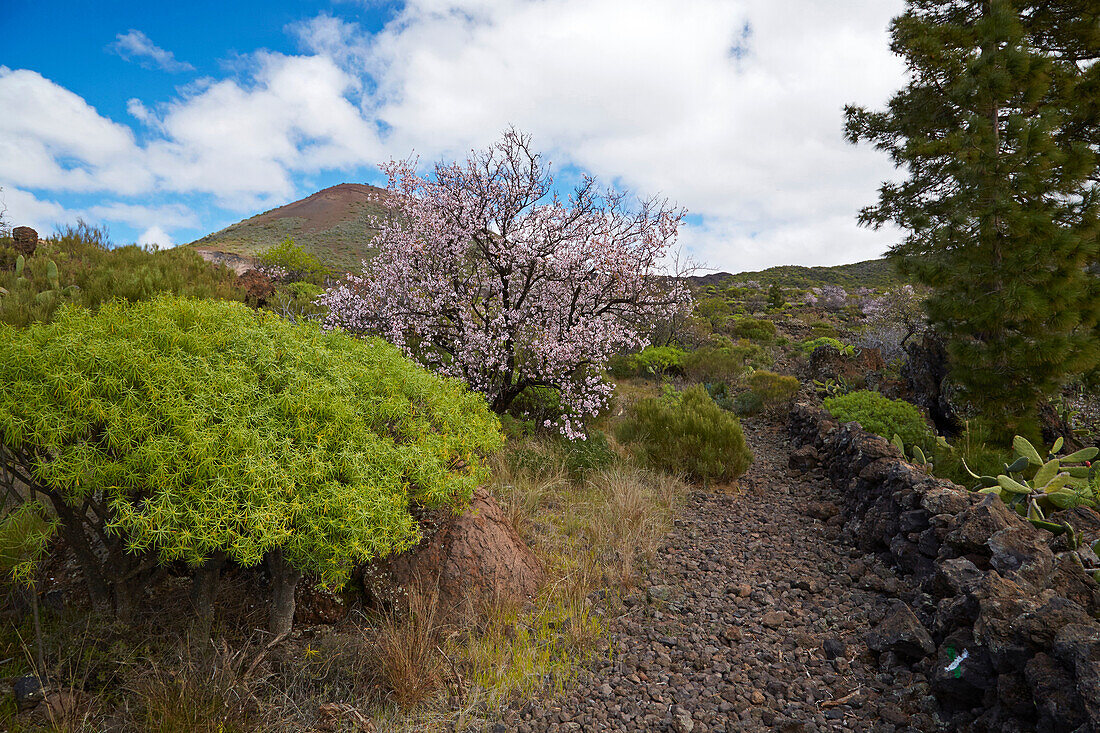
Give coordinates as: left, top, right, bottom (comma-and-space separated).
187, 183, 389, 272
686, 258, 905, 292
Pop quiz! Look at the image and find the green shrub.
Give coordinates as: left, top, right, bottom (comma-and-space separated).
683, 346, 752, 383
746, 371, 800, 407
509, 386, 565, 424
732, 390, 764, 417
796, 336, 853, 356
704, 382, 736, 412
0, 296, 503, 630
257, 237, 332, 283
0, 222, 242, 327
809, 321, 838, 338
615, 385, 752, 484
633, 345, 686, 377
557, 429, 617, 478
824, 390, 934, 452
731, 317, 777, 343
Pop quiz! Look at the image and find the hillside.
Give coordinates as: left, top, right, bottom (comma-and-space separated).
187, 183, 389, 272
686, 257, 905, 292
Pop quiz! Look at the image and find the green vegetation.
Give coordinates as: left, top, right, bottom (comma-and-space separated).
846, 0, 1100, 439
609, 345, 687, 379
615, 385, 753, 484
746, 370, 800, 407
0, 296, 502, 632
731, 316, 777, 343
0, 222, 242, 327
824, 390, 935, 453
690, 258, 905, 292
682, 342, 768, 383
960, 435, 1099, 541
796, 337, 853, 356
257, 237, 332, 283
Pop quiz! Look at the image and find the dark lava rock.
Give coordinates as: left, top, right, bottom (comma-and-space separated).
823, 637, 846, 660
865, 601, 935, 660
986, 524, 1053, 589
787, 444, 820, 472
13, 674, 44, 711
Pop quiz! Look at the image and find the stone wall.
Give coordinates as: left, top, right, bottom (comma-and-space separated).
789, 402, 1100, 733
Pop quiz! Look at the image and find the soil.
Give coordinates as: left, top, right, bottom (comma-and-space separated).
497, 416, 941, 732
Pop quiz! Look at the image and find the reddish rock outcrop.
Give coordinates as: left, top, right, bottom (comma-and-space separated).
363, 489, 543, 618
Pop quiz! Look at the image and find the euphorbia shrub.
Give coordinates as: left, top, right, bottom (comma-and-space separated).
0, 296, 502, 634
321, 129, 691, 438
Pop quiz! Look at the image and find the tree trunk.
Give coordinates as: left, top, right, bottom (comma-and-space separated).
266, 548, 301, 637
190, 552, 227, 639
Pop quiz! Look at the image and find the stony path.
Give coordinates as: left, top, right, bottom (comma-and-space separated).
499, 418, 941, 732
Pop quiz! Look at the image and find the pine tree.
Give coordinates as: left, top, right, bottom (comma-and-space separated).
846, 0, 1100, 439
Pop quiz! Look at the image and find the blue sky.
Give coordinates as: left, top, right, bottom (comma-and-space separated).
1, 0, 906, 271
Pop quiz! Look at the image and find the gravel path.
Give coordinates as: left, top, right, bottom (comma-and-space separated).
499, 418, 942, 733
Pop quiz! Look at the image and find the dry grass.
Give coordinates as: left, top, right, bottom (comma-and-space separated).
366, 579, 448, 710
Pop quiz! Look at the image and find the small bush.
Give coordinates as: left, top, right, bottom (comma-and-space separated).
796, 336, 853, 356
746, 370, 800, 407
824, 390, 935, 451
731, 317, 776, 343
683, 346, 752, 383
633, 345, 686, 377
615, 385, 753, 484
704, 382, 736, 412
732, 390, 764, 417
257, 237, 331, 283
809, 321, 838, 338
557, 429, 617, 478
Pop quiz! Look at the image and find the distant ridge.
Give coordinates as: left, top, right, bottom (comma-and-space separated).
685, 258, 904, 291
187, 183, 391, 272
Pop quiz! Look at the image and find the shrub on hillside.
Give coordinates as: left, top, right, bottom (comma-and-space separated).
746, 371, 800, 407
796, 337, 853, 356
683, 345, 755, 383
615, 385, 752, 484
0, 222, 242, 327
824, 390, 935, 452
258, 238, 332, 283
731, 316, 777, 343
0, 296, 503, 633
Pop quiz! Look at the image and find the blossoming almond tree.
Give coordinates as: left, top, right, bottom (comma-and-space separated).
322, 130, 692, 438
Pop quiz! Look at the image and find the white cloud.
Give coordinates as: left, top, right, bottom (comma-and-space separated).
144, 51, 384, 209
86, 201, 198, 230
4, 1, 909, 270
109, 30, 195, 73
138, 225, 175, 248
0, 67, 152, 194
358, 0, 908, 270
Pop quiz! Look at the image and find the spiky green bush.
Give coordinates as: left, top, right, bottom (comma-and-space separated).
615, 385, 752, 484
0, 296, 503, 621
824, 390, 934, 452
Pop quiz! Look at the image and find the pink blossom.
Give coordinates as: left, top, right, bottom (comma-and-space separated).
321, 130, 692, 438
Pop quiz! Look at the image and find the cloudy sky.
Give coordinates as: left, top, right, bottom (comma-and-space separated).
1, 0, 906, 272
